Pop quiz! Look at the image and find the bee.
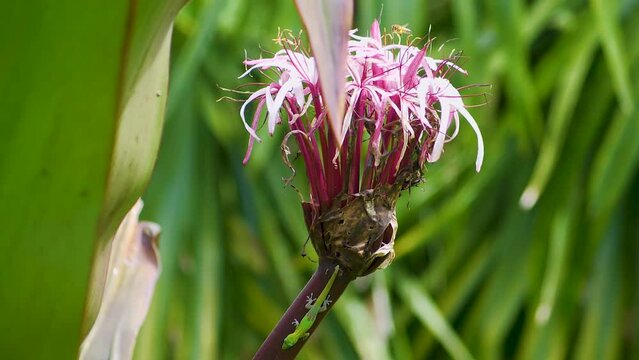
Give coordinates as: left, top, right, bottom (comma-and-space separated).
391, 24, 412, 36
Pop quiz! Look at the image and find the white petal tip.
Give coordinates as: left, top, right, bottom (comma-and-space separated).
519, 187, 539, 210
247, 130, 262, 143
475, 155, 484, 172
427, 153, 440, 163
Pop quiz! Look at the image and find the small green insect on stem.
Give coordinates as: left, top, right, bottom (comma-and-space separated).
282, 265, 340, 350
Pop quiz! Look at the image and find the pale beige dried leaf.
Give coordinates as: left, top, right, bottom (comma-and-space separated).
80, 200, 161, 360
294, 0, 353, 142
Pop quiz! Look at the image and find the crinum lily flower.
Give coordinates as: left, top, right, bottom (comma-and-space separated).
240, 21, 484, 277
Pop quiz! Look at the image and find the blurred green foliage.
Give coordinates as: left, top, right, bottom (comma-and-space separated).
136, 0, 639, 359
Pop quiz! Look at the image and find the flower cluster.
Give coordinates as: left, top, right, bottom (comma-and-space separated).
239, 21, 484, 276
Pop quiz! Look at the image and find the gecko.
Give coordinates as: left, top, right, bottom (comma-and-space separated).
282, 265, 340, 349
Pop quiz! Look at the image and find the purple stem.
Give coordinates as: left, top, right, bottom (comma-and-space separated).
252, 259, 354, 360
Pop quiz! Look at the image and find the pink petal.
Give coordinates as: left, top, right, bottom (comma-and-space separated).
457, 106, 485, 172
338, 87, 362, 146
240, 87, 268, 141
264, 87, 279, 135
243, 100, 266, 164
429, 99, 452, 163
370, 19, 381, 42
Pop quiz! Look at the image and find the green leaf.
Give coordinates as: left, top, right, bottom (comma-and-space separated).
166, 0, 223, 120
588, 13, 639, 217
413, 240, 492, 359
463, 207, 534, 359
520, 23, 598, 209
189, 129, 224, 360
335, 291, 393, 360
588, 107, 639, 217
489, 0, 544, 146
590, 0, 634, 114
533, 196, 573, 326
397, 276, 475, 360
134, 95, 199, 360
517, 194, 577, 360
0, 0, 185, 357
575, 221, 624, 360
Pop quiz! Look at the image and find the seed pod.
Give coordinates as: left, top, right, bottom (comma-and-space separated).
304, 184, 401, 277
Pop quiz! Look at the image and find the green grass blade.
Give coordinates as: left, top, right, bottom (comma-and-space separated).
166, 0, 223, 120
189, 130, 223, 360
336, 292, 393, 360
590, 0, 634, 114
533, 198, 573, 327
588, 12, 639, 217
575, 221, 624, 360
397, 276, 475, 360
134, 98, 199, 360
520, 24, 598, 209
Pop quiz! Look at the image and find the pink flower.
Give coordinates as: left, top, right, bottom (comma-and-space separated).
239, 21, 484, 213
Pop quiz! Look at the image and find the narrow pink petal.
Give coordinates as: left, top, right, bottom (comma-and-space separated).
271, 79, 297, 127
403, 47, 427, 89
400, 100, 415, 138
449, 111, 460, 140
337, 87, 361, 147
369, 109, 384, 167
364, 86, 383, 108
292, 78, 306, 107
416, 78, 429, 126
422, 57, 436, 78
264, 88, 279, 135
457, 106, 485, 172
395, 101, 414, 168
370, 19, 381, 42
348, 33, 380, 48
436, 58, 467, 75
240, 88, 268, 141
429, 100, 452, 163
243, 100, 266, 164
294, 95, 314, 121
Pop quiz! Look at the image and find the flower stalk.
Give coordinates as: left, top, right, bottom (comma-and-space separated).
240, 21, 485, 357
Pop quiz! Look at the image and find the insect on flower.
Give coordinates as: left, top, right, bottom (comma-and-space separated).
391, 23, 412, 36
